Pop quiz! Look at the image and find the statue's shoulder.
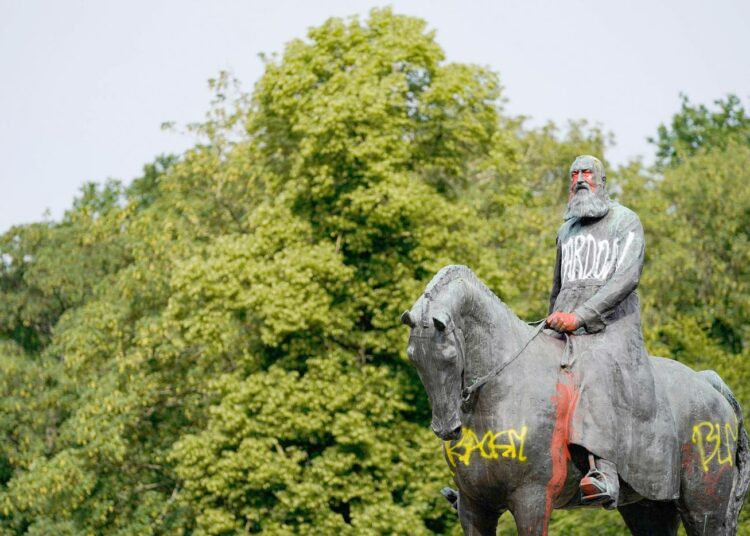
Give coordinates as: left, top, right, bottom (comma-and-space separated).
606, 201, 643, 234
608, 201, 637, 219
556, 219, 576, 241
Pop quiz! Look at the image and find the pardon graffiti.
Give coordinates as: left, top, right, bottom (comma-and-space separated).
691, 421, 738, 473
444, 426, 528, 467
560, 231, 635, 283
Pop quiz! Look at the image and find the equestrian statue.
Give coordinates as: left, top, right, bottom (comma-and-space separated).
401, 156, 750, 535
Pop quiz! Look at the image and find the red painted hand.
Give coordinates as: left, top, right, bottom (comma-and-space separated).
545, 312, 582, 333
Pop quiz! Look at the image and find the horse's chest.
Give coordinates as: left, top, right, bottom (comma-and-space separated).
445, 391, 560, 494
443, 419, 545, 492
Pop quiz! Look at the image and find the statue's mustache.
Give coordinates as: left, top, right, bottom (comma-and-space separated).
565, 186, 608, 220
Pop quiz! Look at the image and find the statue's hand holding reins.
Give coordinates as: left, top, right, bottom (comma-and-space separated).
545, 311, 582, 333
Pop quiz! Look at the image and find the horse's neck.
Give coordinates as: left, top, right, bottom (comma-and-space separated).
462, 283, 533, 378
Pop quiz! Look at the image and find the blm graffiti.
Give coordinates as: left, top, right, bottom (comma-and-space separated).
691, 420, 738, 473
561, 231, 636, 283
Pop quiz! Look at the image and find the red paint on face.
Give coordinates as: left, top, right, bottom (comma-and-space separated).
569, 169, 597, 201
543, 376, 579, 533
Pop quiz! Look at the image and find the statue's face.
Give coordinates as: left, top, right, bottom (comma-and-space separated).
568, 155, 603, 197
570, 167, 597, 194
564, 155, 609, 220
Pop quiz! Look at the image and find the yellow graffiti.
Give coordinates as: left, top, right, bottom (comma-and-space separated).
691, 421, 738, 473
444, 426, 528, 467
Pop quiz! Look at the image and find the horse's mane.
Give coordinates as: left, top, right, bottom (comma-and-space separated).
423, 265, 511, 316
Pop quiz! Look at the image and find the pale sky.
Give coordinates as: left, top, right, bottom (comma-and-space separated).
1, 0, 748, 233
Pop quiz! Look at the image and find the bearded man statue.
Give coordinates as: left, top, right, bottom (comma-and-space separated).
545, 155, 679, 508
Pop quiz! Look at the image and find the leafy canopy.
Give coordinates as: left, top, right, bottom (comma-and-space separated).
0, 8, 747, 535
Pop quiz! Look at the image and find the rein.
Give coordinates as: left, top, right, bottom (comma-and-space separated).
460, 319, 546, 403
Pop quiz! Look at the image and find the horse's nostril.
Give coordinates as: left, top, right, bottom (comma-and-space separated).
446, 425, 462, 441
432, 422, 462, 441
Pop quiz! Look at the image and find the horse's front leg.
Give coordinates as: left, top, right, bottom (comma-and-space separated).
509, 485, 551, 536
457, 493, 501, 536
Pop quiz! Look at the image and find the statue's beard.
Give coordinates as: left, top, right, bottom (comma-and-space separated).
564, 187, 609, 220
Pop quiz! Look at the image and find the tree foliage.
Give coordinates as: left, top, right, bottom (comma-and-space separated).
0, 8, 747, 535
650, 93, 750, 169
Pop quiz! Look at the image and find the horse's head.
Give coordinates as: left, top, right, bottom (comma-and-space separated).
401, 298, 466, 441
402, 265, 529, 442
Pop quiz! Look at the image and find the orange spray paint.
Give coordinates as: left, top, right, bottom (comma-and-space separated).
543, 375, 579, 533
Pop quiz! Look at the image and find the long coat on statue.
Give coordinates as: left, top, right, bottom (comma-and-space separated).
549, 200, 680, 500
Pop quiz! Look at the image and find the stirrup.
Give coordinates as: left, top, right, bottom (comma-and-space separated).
580, 468, 617, 510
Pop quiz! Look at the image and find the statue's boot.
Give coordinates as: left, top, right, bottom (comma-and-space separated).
580, 455, 619, 510
440, 487, 459, 510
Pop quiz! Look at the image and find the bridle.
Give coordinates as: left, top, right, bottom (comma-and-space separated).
414, 294, 545, 413
442, 315, 545, 412
460, 321, 545, 407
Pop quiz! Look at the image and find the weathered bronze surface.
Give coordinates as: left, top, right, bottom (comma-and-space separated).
403, 266, 749, 534
402, 157, 749, 534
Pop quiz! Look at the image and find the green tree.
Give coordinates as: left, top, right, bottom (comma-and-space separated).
9, 9, 742, 536
650, 93, 750, 169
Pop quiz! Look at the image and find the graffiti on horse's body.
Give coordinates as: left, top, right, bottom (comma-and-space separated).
443, 419, 738, 475
444, 426, 528, 467
692, 421, 738, 473
403, 265, 750, 535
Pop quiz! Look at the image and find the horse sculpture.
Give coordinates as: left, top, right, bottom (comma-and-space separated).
402, 265, 750, 535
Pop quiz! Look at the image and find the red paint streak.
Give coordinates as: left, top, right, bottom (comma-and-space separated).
543, 375, 579, 534
681, 442, 731, 499
703, 464, 731, 498
681, 443, 696, 477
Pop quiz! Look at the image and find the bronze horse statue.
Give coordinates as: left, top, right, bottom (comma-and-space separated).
402, 265, 749, 535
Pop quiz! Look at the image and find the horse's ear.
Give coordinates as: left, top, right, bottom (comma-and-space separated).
433, 312, 449, 332
401, 310, 416, 328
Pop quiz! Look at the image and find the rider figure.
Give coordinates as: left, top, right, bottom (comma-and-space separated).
546, 155, 678, 508
441, 156, 679, 512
